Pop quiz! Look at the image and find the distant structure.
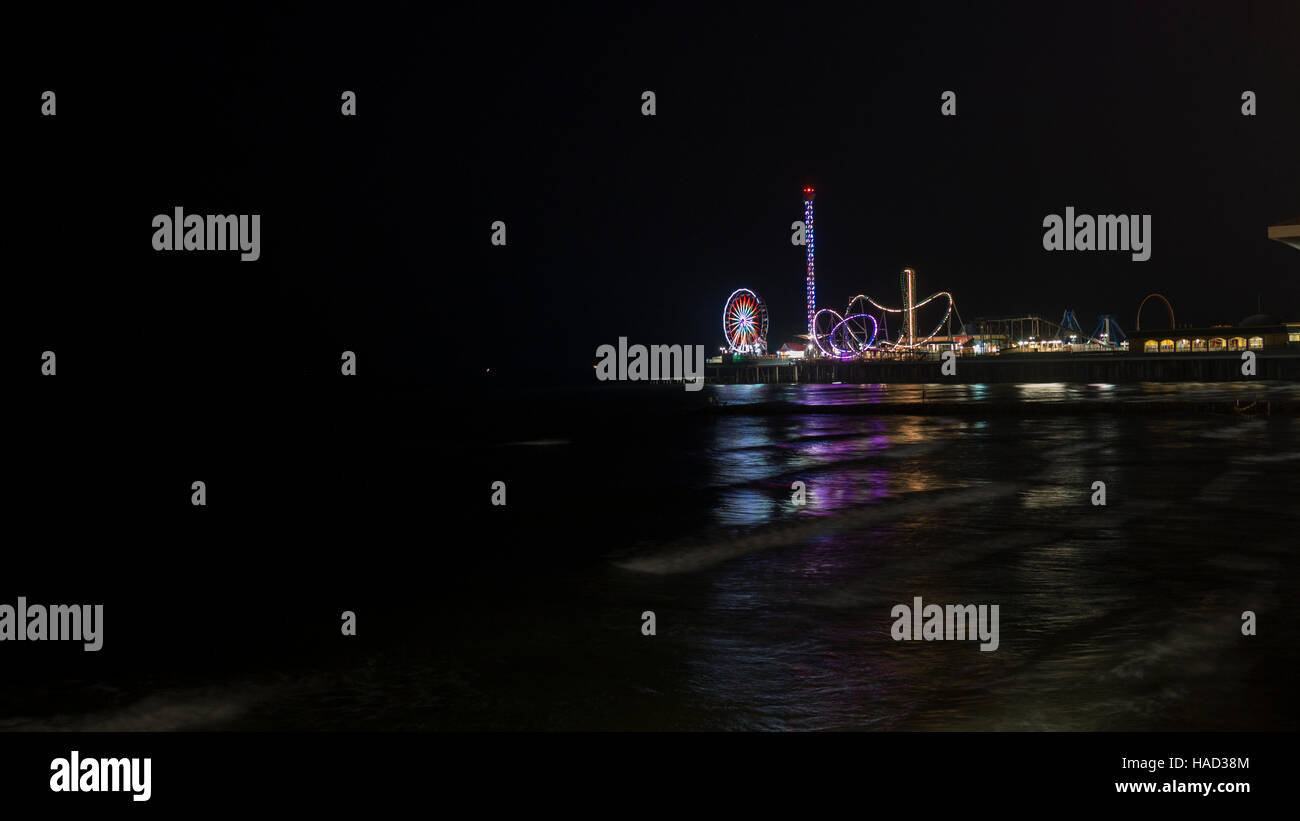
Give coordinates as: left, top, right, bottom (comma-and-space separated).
1126, 220, 1300, 351
722, 288, 769, 354
814, 269, 956, 358
1267, 217, 1300, 251
791, 185, 961, 359
777, 342, 807, 359
803, 187, 817, 338
900, 268, 917, 347
1135, 293, 1175, 331
1091, 315, 1126, 346
1129, 314, 1300, 353
1058, 309, 1084, 342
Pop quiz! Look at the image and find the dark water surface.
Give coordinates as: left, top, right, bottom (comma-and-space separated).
6, 382, 1298, 730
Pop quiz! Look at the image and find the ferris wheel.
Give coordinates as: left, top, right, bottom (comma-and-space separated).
723, 288, 769, 354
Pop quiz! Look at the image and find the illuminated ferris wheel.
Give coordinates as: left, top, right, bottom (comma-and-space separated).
723, 288, 769, 354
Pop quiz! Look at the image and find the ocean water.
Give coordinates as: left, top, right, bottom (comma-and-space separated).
4, 382, 1298, 731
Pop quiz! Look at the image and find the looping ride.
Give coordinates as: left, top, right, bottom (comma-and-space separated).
811, 282, 956, 359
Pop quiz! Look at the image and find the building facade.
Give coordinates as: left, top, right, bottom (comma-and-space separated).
1128, 318, 1300, 354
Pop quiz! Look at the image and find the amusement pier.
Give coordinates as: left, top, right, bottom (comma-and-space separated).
714, 191, 1300, 384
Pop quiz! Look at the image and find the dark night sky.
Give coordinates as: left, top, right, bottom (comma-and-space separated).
11, 2, 1299, 385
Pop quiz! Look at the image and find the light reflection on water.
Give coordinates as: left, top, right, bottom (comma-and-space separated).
603, 386, 1300, 730
713, 380, 1300, 407
28, 383, 1295, 732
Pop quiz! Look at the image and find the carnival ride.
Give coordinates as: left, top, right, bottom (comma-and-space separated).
1091, 314, 1127, 345
722, 287, 770, 354
809, 269, 959, 359
718, 187, 1138, 360
1135, 293, 1175, 331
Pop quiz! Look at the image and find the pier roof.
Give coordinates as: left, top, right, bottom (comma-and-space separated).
1268, 217, 1300, 251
